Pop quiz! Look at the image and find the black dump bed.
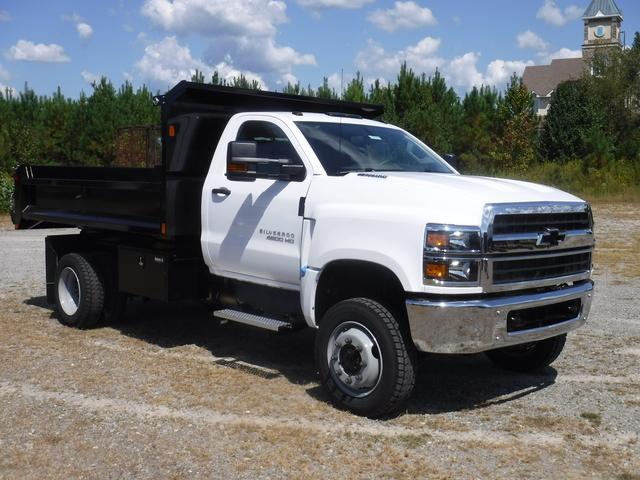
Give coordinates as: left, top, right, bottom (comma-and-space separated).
12, 81, 383, 239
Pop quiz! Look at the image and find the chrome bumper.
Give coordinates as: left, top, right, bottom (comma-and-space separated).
406, 281, 594, 354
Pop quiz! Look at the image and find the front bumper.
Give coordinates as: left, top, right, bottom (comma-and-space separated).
406, 280, 594, 354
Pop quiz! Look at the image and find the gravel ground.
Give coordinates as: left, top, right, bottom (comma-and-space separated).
0, 204, 639, 480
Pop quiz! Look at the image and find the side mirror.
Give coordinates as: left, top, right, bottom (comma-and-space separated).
227, 141, 305, 181
442, 154, 459, 170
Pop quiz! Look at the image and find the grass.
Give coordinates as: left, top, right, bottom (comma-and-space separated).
580, 412, 602, 427
491, 159, 640, 201
618, 473, 640, 480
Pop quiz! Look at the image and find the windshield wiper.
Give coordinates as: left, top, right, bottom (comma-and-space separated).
336, 168, 377, 176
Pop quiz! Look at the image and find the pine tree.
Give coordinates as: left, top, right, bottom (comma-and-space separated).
495, 75, 537, 172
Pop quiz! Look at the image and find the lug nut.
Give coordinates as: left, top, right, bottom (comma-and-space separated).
356, 345, 362, 352
345, 338, 352, 344
345, 377, 352, 384
356, 375, 362, 381
335, 342, 342, 348
331, 356, 337, 361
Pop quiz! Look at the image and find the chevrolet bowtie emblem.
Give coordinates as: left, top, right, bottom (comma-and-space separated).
536, 228, 566, 247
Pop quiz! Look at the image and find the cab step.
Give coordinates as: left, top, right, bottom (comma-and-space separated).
214, 309, 297, 332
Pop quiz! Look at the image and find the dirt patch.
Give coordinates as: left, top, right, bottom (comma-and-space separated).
0, 206, 639, 479
592, 203, 640, 278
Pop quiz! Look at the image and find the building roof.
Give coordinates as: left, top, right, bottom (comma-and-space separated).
522, 58, 585, 97
583, 0, 623, 18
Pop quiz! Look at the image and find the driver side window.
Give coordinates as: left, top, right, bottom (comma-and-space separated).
236, 121, 303, 165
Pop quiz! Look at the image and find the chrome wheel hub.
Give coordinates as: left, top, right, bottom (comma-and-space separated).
327, 321, 382, 398
58, 267, 81, 316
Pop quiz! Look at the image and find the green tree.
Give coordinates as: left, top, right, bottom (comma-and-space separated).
495, 75, 537, 171
457, 86, 500, 172
539, 79, 605, 163
317, 77, 338, 99
342, 72, 366, 102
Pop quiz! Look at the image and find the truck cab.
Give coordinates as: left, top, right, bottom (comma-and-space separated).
13, 82, 594, 417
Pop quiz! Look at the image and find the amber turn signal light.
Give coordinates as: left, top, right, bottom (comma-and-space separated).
228, 162, 248, 173
426, 232, 449, 250
425, 263, 448, 279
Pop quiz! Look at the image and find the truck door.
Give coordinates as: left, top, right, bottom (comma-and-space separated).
202, 117, 312, 289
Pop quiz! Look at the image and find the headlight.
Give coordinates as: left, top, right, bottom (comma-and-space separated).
424, 258, 480, 283
425, 225, 481, 253
424, 224, 482, 285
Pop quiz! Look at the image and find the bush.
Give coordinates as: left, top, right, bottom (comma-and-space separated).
0, 173, 13, 214
493, 158, 640, 199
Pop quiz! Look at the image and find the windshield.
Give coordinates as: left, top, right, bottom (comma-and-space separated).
295, 121, 454, 176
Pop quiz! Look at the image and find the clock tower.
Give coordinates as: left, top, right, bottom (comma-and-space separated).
582, 0, 623, 63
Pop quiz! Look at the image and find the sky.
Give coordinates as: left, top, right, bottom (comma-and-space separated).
0, 0, 638, 98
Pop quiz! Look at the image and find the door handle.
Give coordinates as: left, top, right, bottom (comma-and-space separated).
212, 187, 231, 197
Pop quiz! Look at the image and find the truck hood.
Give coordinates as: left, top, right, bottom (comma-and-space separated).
306, 172, 585, 226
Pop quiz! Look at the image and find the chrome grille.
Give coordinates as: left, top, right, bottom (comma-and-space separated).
492, 212, 591, 235
480, 202, 594, 292
493, 251, 592, 284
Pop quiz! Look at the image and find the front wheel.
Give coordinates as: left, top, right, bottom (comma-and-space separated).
485, 334, 567, 372
315, 298, 416, 418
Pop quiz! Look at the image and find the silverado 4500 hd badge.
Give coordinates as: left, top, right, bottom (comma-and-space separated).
260, 228, 295, 244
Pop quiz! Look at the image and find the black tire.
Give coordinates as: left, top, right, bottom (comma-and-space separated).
485, 334, 567, 372
55, 253, 105, 329
315, 298, 416, 418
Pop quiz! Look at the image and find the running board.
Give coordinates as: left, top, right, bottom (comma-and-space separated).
214, 309, 295, 332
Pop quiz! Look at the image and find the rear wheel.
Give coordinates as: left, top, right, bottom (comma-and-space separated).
485, 334, 567, 372
55, 253, 104, 329
315, 298, 416, 417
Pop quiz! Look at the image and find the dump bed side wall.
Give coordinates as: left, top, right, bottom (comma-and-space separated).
14, 165, 164, 235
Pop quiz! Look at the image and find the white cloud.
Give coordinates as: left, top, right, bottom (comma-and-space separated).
141, 0, 287, 37
485, 59, 533, 86
517, 30, 549, 51
326, 72, 345, 93
537, 47, 582, 63
445, 53, 485, 90
368, 1, 437, 33
81, 70, 101, 84
296, 0, 373, 9
537, 0, 583, 27
205, 37, 316, 74
564, 5, 584, 20
0, 10, 10, 21
354, 37, 531, 92
355, 37, 443, 78
63, 14, 94, 41
7, 40, 70, 63
140, 0, 315, 80
77, 22, 94, 39
280, 72, 298, 86
446, 54, 532, 90
136, 36, 265, 90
